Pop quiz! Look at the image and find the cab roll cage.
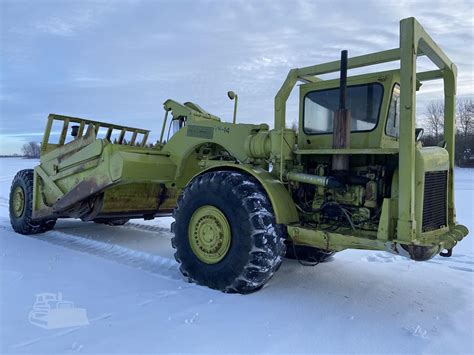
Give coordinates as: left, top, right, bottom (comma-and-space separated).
274, 17, 457, 241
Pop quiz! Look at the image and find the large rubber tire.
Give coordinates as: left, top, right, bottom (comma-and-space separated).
285, 243, 335, 263
9, 169, 56, 235
172, 171, 286, 294
93, 218, 129, 226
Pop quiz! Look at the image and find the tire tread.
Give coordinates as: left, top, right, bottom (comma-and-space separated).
172, 170, 286, 294
10, 169, 56, 235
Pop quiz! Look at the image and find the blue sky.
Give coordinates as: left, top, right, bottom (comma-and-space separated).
0, 0, 473, 154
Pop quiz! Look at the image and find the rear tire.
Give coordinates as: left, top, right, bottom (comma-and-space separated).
9, 169, 56, 235
172, 171, 286, 294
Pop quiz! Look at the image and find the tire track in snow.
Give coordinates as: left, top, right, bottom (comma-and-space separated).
433, 254, 474, 272
362, 251, 474, 273
0, 174, 15, 182
0, 196, 9, 208
448, 266, 474, 273
119, 222, 173, 237
0, 223, 181, 280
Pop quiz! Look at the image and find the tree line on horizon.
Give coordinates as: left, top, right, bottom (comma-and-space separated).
422, 98, 473, 167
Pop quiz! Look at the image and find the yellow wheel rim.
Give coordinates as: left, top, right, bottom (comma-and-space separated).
188, 205, 231, 264
12, 186, 25, 218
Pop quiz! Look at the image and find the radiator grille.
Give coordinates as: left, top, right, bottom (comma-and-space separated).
422, 170, 447, 232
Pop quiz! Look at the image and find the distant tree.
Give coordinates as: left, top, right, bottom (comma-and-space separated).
456, 98, 474, 166
22, 142, 41, 158
457, 98, 474, 139
419, 98, 474, 166
424, 101, 444, 140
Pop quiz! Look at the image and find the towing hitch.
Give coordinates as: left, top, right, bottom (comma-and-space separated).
439, 248, 453, 257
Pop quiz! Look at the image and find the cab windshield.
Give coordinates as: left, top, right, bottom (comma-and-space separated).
303, 83, 384, 134
167, 116, 186, 141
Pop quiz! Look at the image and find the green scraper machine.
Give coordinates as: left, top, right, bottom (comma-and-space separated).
10, 18, 469, 293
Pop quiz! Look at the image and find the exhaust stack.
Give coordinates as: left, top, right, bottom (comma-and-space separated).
332, 50, 351, 174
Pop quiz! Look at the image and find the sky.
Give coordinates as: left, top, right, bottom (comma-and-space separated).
0, 0, 473, 154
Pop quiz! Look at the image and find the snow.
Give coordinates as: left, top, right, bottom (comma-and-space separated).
0, 158, 473, 354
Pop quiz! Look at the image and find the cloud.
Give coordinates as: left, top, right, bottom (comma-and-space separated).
6, 1, 124, 38
0, 0, 473, 154
233, 55, 291, 72
35, 17, 75, 36
0, 93, 18, 103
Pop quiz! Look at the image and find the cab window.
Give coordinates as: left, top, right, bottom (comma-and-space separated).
172, 117, 185, 135
303, 83, 384, 134
167, 116, 186, 140
385, 84, 400, 138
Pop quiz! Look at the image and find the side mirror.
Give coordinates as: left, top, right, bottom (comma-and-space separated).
438, 140, 447, 149
415, 128, 424, 141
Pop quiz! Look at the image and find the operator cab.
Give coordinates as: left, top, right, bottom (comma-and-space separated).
298, 71, 423, 150
159, 99, 221, 144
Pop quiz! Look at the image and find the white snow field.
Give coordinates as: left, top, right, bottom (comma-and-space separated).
0, 157, 472, 354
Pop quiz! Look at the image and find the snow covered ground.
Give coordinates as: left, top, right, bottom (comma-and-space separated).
0, 157, 472, 354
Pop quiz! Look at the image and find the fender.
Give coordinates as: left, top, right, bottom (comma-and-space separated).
193, 163, 299, 225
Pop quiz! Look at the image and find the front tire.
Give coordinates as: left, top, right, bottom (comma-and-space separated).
9, 169, 56, 235
172, 171, 286, 294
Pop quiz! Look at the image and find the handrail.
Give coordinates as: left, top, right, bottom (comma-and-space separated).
41, 113, 150, 151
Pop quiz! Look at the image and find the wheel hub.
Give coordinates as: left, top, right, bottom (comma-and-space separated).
188, 205, 231, 264
12, 186, 25, 218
